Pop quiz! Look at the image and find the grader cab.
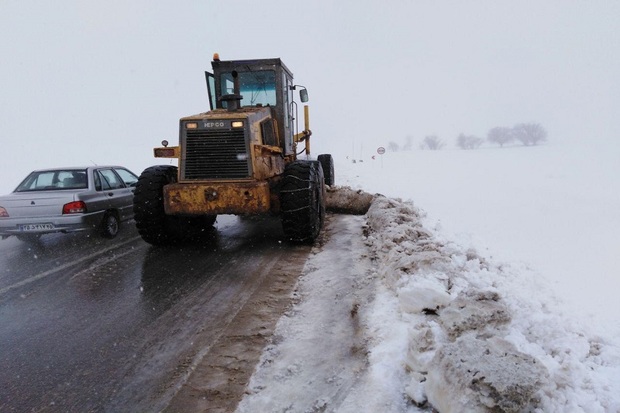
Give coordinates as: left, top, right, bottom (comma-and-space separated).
133, 54, 334, 245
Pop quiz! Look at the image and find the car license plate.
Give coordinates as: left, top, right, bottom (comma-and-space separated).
20, 223, 55, 232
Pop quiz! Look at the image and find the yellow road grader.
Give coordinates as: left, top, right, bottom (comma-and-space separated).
133, 54, 334, 245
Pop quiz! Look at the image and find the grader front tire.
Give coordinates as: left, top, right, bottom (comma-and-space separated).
133, 165, 181, 246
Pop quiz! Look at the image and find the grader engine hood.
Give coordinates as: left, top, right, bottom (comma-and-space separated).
178, 106, 283, 182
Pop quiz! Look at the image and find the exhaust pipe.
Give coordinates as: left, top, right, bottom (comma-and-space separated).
221, 70, 242, 111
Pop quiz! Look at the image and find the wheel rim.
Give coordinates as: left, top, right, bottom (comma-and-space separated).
106, 215, 119, 236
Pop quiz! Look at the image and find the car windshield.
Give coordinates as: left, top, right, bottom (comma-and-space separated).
15, 169, 88, 192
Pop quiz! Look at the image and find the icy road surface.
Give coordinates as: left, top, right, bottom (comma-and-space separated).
0, 216, 311, 412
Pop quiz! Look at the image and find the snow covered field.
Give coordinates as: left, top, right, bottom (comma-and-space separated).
237, 140, 620, 412
340, 140, 620, 330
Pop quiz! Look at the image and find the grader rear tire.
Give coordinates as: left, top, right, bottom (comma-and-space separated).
280, 161, 325, 243
318, 154, 335, 186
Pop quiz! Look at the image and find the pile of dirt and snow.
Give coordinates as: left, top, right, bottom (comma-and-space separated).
361, 196, 548, 411
236, 191, 620, 412
325, 185, 375, 215
363, 196, 619, 412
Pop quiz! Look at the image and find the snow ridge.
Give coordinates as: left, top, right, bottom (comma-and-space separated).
364, 196, 620, 412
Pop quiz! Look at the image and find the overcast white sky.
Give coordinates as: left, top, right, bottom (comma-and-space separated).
1, 1, 619, 192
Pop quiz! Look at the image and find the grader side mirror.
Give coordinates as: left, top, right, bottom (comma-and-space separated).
300, 88, 308, 103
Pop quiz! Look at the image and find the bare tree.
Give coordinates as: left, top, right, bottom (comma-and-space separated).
512, 123, 548, 146
456, 133, 484, 150
402, 135, 414, 151
388, 141, 400, 152
487, 126, 514, 148
419, 135, 445, 150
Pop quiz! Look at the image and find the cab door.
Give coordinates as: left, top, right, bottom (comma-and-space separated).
205, 71, 215, 110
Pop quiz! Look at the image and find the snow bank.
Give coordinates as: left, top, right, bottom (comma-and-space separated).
363, 196, 620, 412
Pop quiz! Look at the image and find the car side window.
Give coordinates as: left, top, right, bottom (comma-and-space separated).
94, 171, 103, 191
98, 169, 125, 190
114, 168, 139, 187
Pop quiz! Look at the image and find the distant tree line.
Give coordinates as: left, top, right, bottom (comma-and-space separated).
456, 133, 484, 150
420, 135, 445, 150
389, 135, 446, 151
387, 122, 547, 151
487, 123, 547, 148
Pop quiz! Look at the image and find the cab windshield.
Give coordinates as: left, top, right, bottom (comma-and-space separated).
220, 70, 276, 107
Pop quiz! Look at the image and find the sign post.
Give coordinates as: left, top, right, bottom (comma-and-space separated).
377, 146, 385, 168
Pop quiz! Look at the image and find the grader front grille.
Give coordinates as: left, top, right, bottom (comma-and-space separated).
182, 129, 250, 179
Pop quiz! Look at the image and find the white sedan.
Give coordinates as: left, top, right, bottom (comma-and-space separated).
0, 166, 139, 241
